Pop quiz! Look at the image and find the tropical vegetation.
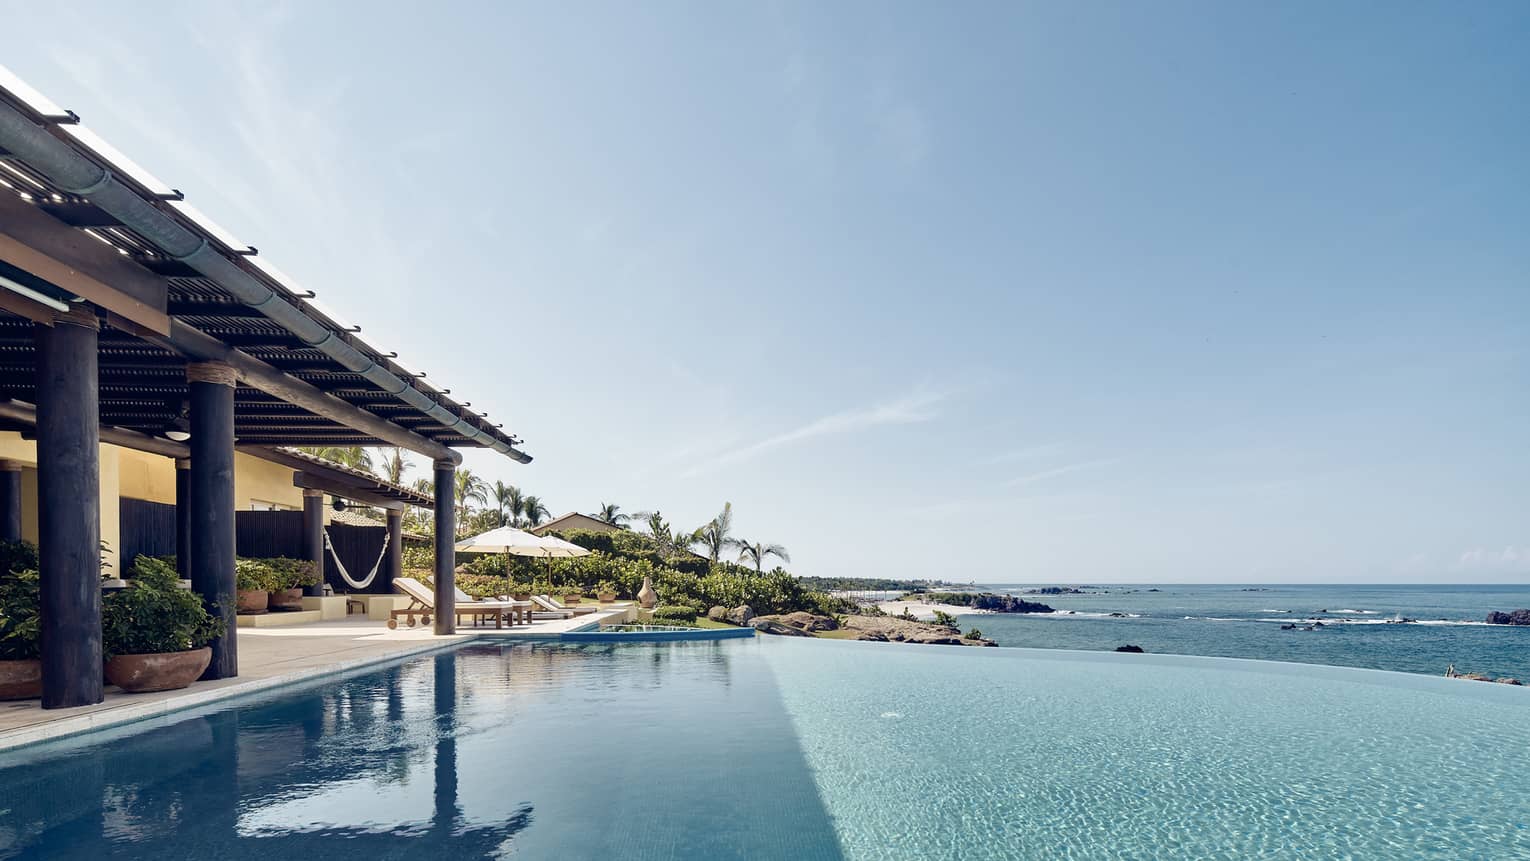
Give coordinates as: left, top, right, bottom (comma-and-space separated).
102, 556, 224, 658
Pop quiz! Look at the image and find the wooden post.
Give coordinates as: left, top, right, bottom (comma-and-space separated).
433, 459, 455, 635
302, 488, 324, 596
174, 458, 190, 580
188, 361, 237, 680
386, 507, 404, 593
35, 306, 103, 708
0, 460, 20, 543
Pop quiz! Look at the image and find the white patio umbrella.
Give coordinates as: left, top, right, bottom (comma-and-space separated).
455, 526, 589, 599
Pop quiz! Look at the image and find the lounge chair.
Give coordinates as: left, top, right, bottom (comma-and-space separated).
389, 577, 530, 629
533, 595, 600, 616
451, 586, 538, 626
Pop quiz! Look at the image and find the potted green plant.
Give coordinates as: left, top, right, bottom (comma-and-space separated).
235, 558, 275, 614
266, 557, 319, 611
103, 556, 224, 693
596, 580, 619, 603
0, 540, 41, 700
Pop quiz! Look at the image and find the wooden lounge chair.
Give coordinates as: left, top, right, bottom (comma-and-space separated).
452, 587, 534, 626
388, 577, 529, 629
533, 594, 600, 616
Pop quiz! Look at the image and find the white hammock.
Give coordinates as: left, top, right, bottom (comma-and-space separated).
323, 526, 390, 591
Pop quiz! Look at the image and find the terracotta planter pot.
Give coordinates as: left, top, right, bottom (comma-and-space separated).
597, 592, 617, 603
562, 595, 582, 605
0, 659, 41, 700
104, 647, 212, 693
268, 588, 304, 611
511, 593, 531, 602
236, 589, 269, 614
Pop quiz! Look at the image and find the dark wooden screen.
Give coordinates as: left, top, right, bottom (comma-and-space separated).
118, 498, 176, 569
325, 523, 392, 595
234, 510, 304, 559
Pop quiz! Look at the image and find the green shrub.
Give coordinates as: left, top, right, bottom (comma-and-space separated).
234, 559, 280, 592
103, 557, 224, 657
964, 628, 983, 640
651, 605, 699, 623
0, 539, 38, 578
664, 555, 710, 576
402, 544, 434, 571
265, 557, 320, 589
932, 610, 957, 627
0, 567, 40, 660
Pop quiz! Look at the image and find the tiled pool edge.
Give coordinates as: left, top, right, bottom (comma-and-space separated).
0, 635, 471, 753
0, 607, 632, 753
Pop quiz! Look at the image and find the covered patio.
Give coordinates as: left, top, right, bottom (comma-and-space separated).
0, 76, 531, 709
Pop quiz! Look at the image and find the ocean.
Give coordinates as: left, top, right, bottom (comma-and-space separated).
960, 584, 1530, 679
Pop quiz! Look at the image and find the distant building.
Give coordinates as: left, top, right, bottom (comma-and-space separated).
530, 511, 620, 536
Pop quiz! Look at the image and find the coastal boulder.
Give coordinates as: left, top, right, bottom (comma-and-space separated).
779, 611, 837, 632
725, 605, 755, 626
707, 606, 729, 622
1115, 645, 1146, 653
1486, 609, 1530, 625
750, 618, 811, 637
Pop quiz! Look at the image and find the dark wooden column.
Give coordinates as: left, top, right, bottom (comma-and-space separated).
35, 306, 102, 709
301, 488, 324, 597
432, 459, 455, 635
0, 460, 21, 543
188, 362, 237, 680
174, 458, 190, 580
385, 507, 404, 592
431, 652, 459, 835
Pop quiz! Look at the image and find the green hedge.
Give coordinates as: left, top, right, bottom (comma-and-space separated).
651, 605, 699, 623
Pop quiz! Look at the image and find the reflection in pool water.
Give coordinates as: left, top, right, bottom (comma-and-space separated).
1, 639, 1528, 859
0, 642, 843, 860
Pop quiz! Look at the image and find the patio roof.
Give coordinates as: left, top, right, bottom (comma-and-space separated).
0, 71, 529, 463
242, 445, 433, 510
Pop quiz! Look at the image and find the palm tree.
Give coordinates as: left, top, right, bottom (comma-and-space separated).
492, 481, 520, 527
411, 476, 434, 497
736, 540, 790, 572
379, 447, 411, 485
696, 502, 739, 563
454, 468, 488, 529
299, 446, 374, 474
670, 527, 702, 556
521, 495, 549, 527
594, 502, 629, 528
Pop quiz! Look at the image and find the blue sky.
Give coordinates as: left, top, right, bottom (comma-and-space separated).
3, 2, 1527, 582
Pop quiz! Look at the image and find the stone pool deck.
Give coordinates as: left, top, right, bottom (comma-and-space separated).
0, 606, 632, 752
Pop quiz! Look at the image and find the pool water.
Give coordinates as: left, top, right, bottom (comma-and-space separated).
1, 639, 1527, 860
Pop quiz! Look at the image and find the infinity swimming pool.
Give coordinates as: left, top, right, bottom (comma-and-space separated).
0, 639, 1526, 859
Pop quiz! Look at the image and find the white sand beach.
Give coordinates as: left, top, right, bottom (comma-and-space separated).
875, 600, 992, 622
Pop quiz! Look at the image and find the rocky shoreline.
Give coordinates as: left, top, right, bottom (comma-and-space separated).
714, 605, 997, 647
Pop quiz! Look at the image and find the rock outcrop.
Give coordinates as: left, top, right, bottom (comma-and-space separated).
1486, 609, 1530, 626
749, 617, 811, 637
725, 605, 755, 626
707, 605, 728, 622
750, 612, 839, 634
1114, 644, 1145, 653
842, 614, 995, 646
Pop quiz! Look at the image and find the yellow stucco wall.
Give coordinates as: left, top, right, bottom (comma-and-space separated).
233, 452, 303, 511
0, 432, 306, 569
117, 448, 176, 505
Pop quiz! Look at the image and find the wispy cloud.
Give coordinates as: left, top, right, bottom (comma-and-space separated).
1455, 546, 1530, 573
1007, 458, 1118, 486
681, 387, 945, 477
982, 442, 1068, 466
